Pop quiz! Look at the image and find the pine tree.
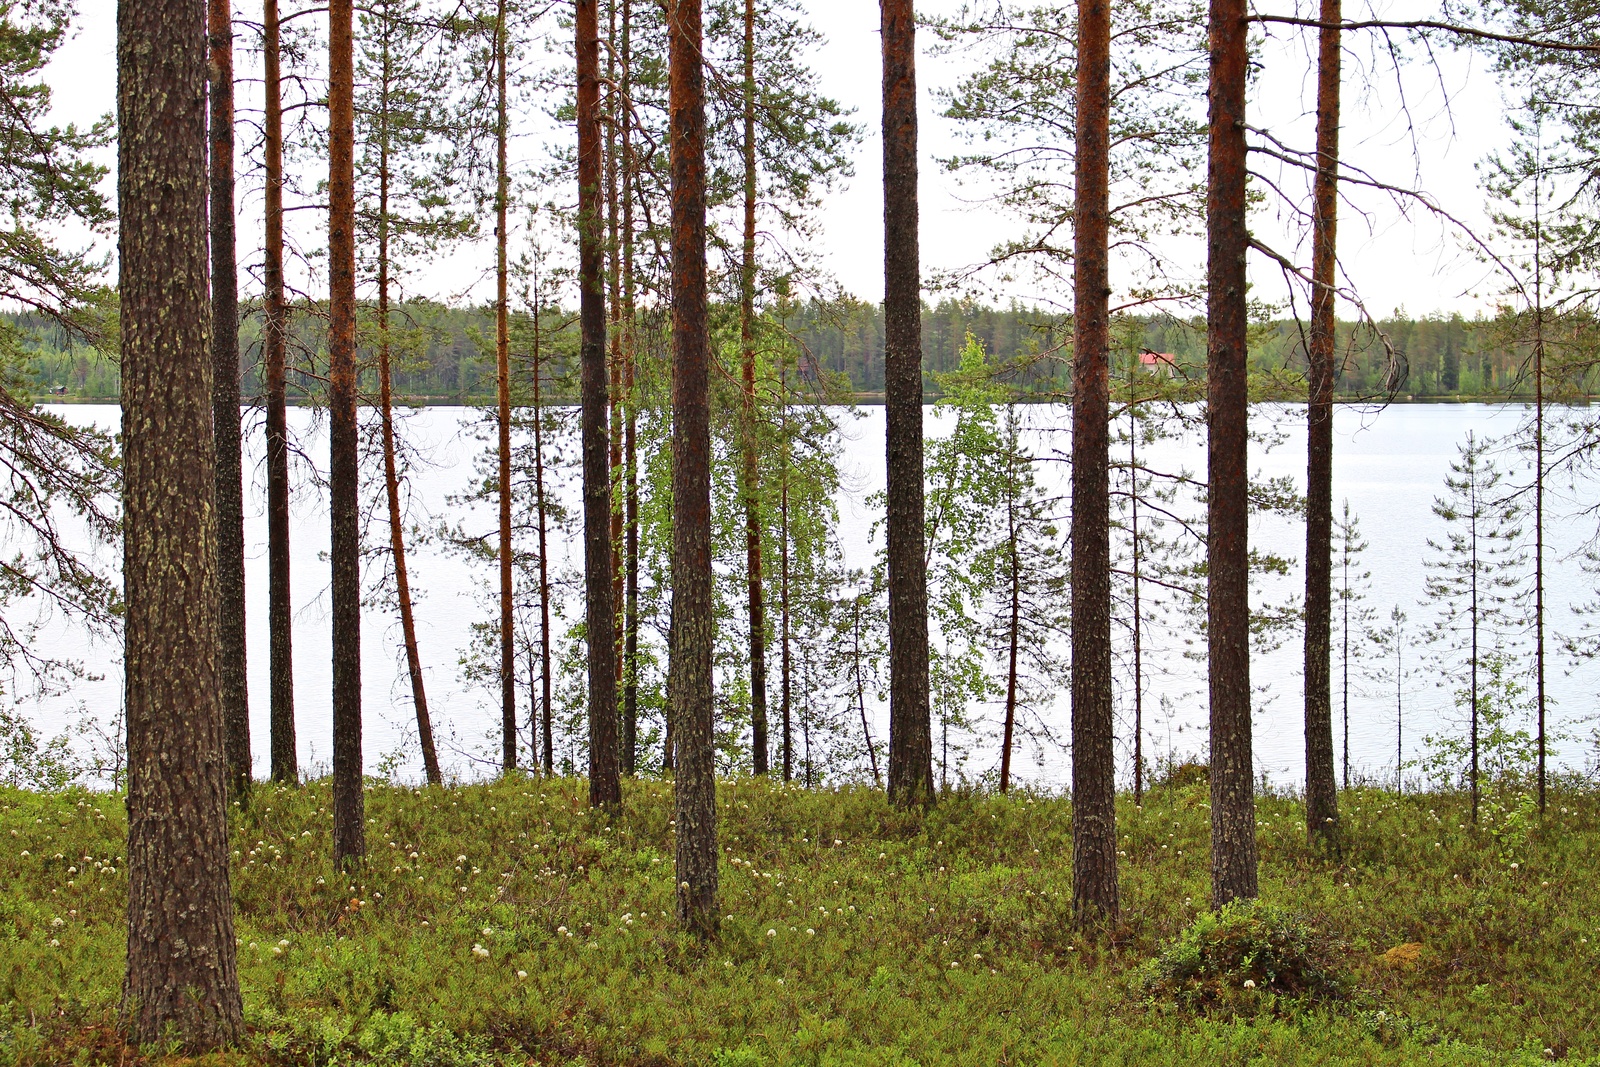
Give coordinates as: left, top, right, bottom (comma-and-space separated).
577, 0, 620, 807
118, 0, 243, 1042
881, 0, 933, 808
1333, 501, 1375, 790
669, 0, 718, 938
261, 0, 297, 784
328, 0, 364, 867
209, 0, 250, 799
1302, 0, 1342, 853
1421, 431, 1526, 823
1206, 0, 1258, 907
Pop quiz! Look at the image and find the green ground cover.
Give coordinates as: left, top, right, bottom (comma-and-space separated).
1, 778, 1595, 1065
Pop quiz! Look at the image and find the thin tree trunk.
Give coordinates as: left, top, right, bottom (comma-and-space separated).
880, 0, 933, 807
119, 0, 243, 1041
622, 0, 640, 777
1070, 0, 1119, 926
495, 0, 516, 774
1303, 0, 1342, 853
606, 0, 626, 753
263, 0, 296, 784
533, 294, 554, 776
1206, 0, 1258, 908
999, 487, 1019, 793
1470, 476, 1479, 823
779, 357, 792, 782
741, 0, 769, 776
577, 0, 620, 808
375, 21, 440, 787
669, 0, 718, 938
853, 597, 881, 788
209, 0, 249, 800
1131, 400, 1144, 804
1533, 155, 1547, 815
328, 0, 364, 868
1341, 504, 1349, 791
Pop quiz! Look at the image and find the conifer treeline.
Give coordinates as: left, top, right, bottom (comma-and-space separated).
19, 305, 1579, 402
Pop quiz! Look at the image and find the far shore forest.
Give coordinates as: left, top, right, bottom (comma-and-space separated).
19, 303, 1569, 405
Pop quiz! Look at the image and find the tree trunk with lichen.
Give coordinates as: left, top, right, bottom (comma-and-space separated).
1304, 0, 1342, 854
1206, 0, 1258, 909
119, 0, 244, 1044
328, 0, 364, 868
670, 0, 718, 939
880, 0, 933, 808
208, 0, 249, 800
577, 0, 620, 809
262, 0, 296, 785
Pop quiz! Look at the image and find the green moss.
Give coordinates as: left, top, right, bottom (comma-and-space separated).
1, 780, 1598, 1065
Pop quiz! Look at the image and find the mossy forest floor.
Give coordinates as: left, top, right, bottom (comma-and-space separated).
2, 778, 1597, 1065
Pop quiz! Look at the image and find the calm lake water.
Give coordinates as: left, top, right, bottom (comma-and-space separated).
17, 401, 1599, 791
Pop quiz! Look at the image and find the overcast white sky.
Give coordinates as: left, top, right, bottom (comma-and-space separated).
51, 0, 1521, 318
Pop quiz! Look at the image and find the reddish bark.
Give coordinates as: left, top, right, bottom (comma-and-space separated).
1206, 0, 1259, 908
880, 0, 933, 806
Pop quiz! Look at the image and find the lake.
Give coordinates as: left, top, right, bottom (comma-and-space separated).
15, 401, 1598, 791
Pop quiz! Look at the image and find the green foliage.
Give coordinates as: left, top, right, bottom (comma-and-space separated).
1139, 900, 1345, 1013
1420, 651, 1542, 792
5, 782, 1600, 1063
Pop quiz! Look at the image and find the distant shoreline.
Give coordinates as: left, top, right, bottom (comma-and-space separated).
40, 393, 1597, 408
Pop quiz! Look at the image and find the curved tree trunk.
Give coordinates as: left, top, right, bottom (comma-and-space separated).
577, 0, 620, 808
209, 0, 250, 800
1206, 0, 1259, 908
262, 0, 296, 784
374, 25, 441, 786
119, 0, 243, 1042
328, 0, 364, 868
1303, 0, 1342, 854
669, 0, 718, 938
880, 0, 933, 808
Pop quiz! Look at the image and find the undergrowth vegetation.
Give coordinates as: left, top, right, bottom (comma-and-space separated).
2, 777, 1597, 1065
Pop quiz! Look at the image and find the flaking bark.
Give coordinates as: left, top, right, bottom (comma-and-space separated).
1303, 0, 1342, 853
670, 0, 719, 939
577, 0, 621, 808
209, 0, 250, 800
1069, 0, 1120, 926
328, 0, 364, 867
262, 0, 296, 784
880, 0, 933, 807
118, 0, 244, 1043
1206, 0, 1259, 908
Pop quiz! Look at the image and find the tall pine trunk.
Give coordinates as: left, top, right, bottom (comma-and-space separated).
577, 0, 620, 807
1303, 0, 1341, 853
1206, 0, 1258, 908
1070, 0, 1120, 925
880, 0, 933, 806
375, 18, 441, 787
740, 0, 769, 775
328, 0, 364, 868
621, 0, 640, 777
119, 0, 243, 1041
605, 0, 627, 766
495, 0, 516, 774
209, 0, 249, 799
1131, 402, 1145, 804
263, 0, 296, 784
669, 0, 718, 938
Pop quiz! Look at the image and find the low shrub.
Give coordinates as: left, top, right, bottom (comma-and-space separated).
1139, 899, 1345, 1012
